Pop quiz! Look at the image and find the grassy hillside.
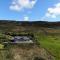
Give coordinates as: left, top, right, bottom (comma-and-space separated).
35, 32, 60, 60
0, 20, 60, 60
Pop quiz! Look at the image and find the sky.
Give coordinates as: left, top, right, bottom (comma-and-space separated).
0, 0, 60, 21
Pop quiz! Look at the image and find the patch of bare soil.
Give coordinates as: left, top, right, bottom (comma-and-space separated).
9, 44, 55, 60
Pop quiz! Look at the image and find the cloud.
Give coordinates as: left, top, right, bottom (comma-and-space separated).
24, 16, 29, 21
45, 3, 60, 18
9, 0, 37, 11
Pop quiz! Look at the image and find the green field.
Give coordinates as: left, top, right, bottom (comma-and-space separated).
35, 32, 60, 60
